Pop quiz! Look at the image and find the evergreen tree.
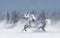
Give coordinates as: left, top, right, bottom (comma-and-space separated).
11, 10, 18, 23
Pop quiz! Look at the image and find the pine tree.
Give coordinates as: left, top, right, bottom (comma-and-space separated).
11, 10, 18, 23
6, 12, 10, 21
38, 10, 46, 21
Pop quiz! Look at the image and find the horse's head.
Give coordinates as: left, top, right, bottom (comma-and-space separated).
23, 13, 36, 22
23, 13, 29, 20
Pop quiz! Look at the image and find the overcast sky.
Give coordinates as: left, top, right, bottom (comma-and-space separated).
0, 0, 60, 13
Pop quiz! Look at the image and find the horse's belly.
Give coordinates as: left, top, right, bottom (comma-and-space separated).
30, 23, 38, 28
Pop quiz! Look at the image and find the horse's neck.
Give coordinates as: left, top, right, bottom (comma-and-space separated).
30, 14, 36, 20
27, 15, 33, 20
26, 14, 36, 23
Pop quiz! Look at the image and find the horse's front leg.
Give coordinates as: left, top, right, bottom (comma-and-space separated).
21, 25, 27, 32
24, 25, 27, 31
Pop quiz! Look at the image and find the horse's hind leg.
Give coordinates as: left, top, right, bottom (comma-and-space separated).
37, 27, 46, 31
41, 25, 46, 31
37, 24, 46, 31
37, 27, 41, 29
42, 27, 46, 31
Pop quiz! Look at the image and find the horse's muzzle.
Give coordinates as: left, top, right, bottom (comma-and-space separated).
23, 17, 25, 19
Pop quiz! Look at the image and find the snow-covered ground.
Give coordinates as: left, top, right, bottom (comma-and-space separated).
0, 19, 60, 33
0, 32, 60, 38
0, 19, 60, 38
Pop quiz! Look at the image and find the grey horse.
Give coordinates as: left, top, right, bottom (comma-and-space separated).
22, 13, 46, 32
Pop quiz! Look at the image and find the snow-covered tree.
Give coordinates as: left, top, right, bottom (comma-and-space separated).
38, 10, 46, 21
6, 12, 10, 21
11, 10, 19, 23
